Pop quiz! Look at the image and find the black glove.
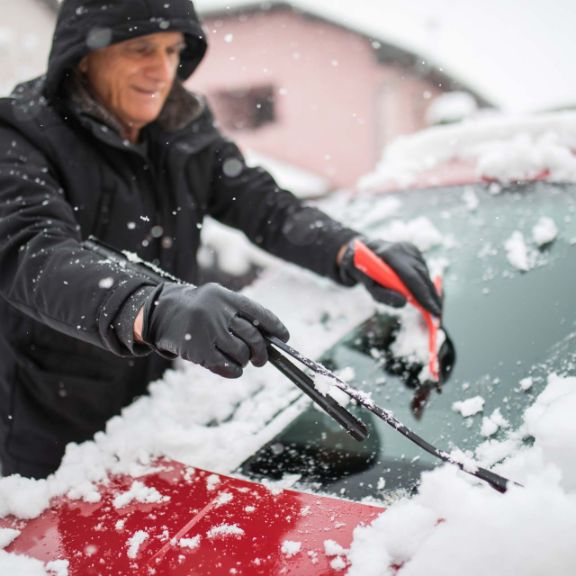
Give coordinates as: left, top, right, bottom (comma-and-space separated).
142, 282, 290, 378
339, 238, 442, 317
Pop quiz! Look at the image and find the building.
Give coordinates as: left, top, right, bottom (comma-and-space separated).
191, 2, 489, 190
0, 0, 56, 96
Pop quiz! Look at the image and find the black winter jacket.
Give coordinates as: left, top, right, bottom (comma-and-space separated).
0, 0, 356, 475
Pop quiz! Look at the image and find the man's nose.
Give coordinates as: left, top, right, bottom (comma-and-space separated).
146, 51, 177, 82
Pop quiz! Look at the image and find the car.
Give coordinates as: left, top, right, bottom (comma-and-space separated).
1, 111, 575, 574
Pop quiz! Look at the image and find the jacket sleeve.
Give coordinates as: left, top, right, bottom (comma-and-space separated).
207, 139, 358, 283
0, 126, 157, 356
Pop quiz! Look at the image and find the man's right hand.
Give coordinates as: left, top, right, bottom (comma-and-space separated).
140, 283, 290, 378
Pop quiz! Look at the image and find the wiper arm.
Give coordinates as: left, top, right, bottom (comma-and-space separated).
267, 335, 520, 494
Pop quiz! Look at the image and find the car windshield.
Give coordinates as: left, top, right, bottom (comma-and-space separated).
240, 181, 576, 502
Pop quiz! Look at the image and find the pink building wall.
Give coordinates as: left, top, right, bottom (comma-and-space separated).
189, 9, 444, 189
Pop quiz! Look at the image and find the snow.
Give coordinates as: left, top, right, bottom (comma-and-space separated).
281, 540, 302, 557
425, 91, 479, 126
480, 408, 509, 438
360, 112, 576, 191
0, 528, 20, 549
196, 0, 576, 114
519, 377, 534, 392
452, 396, 485, 418
112, 481, 170, 509
324, 539, 348, 557
504, 231, 535, 272
0, 551, 48, 576
206, 523, 245, 539
313, 373, 352, 407
532, 216, 558, 247
178, 535, 201, 549
346, 373, 576, 575
214, 491, 233, 507
45, 560, 69, 576
126, 530, 149, 559
375, 217, 446, 253
245, 150, 331, 198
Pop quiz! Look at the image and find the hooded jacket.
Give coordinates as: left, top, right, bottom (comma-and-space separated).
0, 0, 356, 476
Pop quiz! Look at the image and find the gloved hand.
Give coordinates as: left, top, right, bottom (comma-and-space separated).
142, 282, 290, 378
339, 238, 442, 317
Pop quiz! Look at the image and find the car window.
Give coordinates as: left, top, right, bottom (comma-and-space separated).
240, 182, 576, 502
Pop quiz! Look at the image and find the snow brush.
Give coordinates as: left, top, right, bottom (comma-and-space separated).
353, 239, 455, 383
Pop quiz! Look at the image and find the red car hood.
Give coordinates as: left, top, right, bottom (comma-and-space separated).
1, 459, 383, 575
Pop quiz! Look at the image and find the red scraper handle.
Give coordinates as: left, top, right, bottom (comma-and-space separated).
353, 239, 440, 381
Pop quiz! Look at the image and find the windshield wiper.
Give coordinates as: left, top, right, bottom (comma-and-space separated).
267, 335, 520, 494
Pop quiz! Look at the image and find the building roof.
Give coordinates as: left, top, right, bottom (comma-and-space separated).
195, 0, 576, 113
199, 1, 492, 106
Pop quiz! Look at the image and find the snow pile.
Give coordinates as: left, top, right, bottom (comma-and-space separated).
478, 132, 576, 183
389, 306, 433, 376
112, 480, 169, 509
45, 560, 69, 576
532, 216, 558, 247
373, 217, 446, 253
503, 215, 558, 272
281, 540, 302, 558
346, 373, 576, 576
425, 91, 479, 126
0, 551, 49, 576
480, 408, 509, 438
359, 112, 576, 191
126, 530, 149, 559
312, 372, 352, 407
178, 535, 201, 550
451, 396, 485, 418
0, 265, 376, 571
504, 231, 537, 272
206, 523, 244, 539
0, 528, 20, 549
0, 549, 69, 576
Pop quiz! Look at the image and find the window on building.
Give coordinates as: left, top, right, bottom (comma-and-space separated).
212, 84, 276, 131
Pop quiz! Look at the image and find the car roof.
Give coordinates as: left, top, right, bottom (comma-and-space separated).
359, 110, 576, 193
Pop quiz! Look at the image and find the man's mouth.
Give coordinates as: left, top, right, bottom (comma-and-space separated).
132, 87, 163, 98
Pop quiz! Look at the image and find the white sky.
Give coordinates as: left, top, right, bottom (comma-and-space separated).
194, 0, 576, 112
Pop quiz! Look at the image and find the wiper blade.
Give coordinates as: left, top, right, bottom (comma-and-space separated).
267, 335, 520, 494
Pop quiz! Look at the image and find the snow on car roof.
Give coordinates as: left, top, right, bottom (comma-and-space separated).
359, 111, 576, 191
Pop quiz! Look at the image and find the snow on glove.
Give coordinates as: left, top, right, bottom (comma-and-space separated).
142, 282, 290, 378
339, 238, 442, 317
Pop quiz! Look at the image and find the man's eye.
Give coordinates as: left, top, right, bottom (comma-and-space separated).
126, 45, 152, 56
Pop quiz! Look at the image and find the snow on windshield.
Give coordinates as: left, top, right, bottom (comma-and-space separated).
345, 373, 576, 576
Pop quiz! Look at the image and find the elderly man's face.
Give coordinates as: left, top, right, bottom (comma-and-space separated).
79, 32, 186, 141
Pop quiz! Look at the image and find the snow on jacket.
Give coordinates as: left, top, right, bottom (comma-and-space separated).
0, 0, 357, 475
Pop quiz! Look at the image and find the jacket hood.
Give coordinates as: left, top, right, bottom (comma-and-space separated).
45, 0, 208, 99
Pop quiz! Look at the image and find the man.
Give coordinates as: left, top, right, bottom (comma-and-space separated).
0, 0, 441, 478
